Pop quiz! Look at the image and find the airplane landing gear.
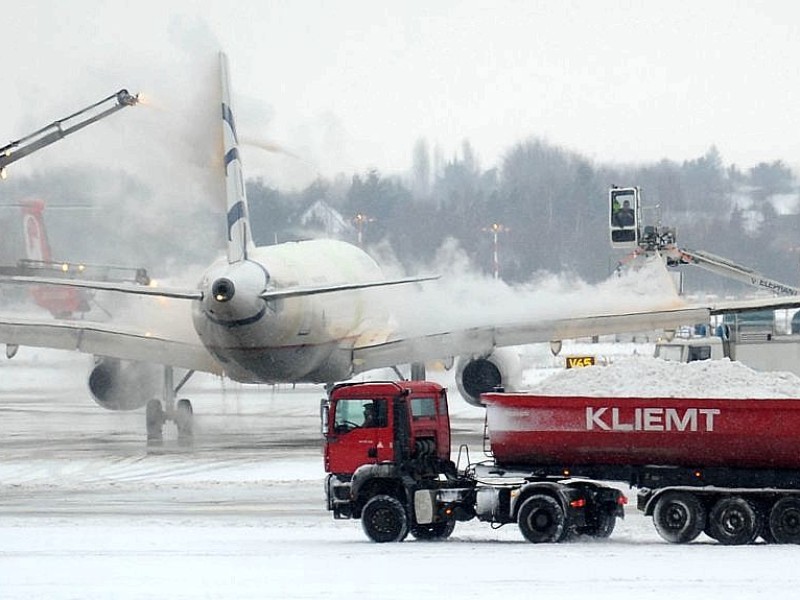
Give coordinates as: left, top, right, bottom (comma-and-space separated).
410, 362, 426, 381
146, 399, 165, 444
176, 398, 194, 445
145, 366, 196, 447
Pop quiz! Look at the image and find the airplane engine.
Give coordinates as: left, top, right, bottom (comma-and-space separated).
88, 357, 160, 411
456, 348, 522, 407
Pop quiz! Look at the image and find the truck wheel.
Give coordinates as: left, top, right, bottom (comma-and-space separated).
769, 497, 800, 544
706, 497, 760, 545
410, 519, 456, 541
517, 494, 566, 543
585, 513, 616, 538
361, 495, 409, 543
653, 491, 706, 544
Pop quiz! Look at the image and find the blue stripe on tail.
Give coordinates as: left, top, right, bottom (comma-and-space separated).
224, 147, 240, 168
221, 103, 239, 144
227, 201, 246, 242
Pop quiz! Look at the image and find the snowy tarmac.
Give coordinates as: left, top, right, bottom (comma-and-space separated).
2, 347, 800, 599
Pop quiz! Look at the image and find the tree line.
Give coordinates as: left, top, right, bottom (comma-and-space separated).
247, 141, 799, 292
1, 139, 796, 295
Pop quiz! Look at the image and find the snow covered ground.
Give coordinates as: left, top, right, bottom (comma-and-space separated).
2, 345, 800, 599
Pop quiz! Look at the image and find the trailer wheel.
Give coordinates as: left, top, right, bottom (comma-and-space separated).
410, 519, 456, 541
517, 494, 566, 543
361, 495, 409, 543
653, 491, 706, 544
706, 497, 761, 545
769, 497, 800, 544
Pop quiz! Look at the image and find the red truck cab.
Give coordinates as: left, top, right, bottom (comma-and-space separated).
323, 381, 625, 544
322, 381, 451, 476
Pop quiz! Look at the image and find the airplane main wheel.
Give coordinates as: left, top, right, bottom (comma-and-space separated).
145, 399, 165, 444
176, 398, 194, 444
410, 362, 426, 381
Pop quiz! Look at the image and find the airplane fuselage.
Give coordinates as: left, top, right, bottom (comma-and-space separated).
192, 239, 391, 383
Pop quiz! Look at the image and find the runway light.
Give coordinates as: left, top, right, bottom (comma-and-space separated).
61, 263, 69, 272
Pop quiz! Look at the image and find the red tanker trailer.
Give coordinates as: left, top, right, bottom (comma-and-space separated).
484, 393, 800, 470
323, 381, 800, 546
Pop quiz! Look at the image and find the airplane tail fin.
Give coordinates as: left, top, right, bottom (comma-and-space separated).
21, 199, 52, 262
220, 52, 254, 264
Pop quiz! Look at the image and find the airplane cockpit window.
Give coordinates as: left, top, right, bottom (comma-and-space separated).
334, 399, 388, 432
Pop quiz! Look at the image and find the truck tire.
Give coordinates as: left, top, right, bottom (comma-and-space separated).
653, 491, 706, 544
361, 495, 409, 543
583, 513, 616, 538
517, 494, 566, 543
769, 497, 800, 544
410, 519, 456, 541
706, 497, 760, 545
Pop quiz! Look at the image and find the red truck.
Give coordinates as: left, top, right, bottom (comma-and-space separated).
323, 381, 800, 545
323, 381, 625, 544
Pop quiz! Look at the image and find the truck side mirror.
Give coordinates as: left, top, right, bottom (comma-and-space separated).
320, 399, 330, 438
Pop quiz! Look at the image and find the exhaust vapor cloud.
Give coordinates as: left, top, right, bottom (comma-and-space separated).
371, 239, 682, 340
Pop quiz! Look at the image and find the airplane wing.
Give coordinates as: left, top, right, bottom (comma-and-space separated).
0, 275, 203, 300
351, 295, 800, 373
0, 314, 221, 374
4, 271, 800, 379
0, 273, 437, 301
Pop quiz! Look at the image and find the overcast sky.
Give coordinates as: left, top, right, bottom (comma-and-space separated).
4, 1, 800, 189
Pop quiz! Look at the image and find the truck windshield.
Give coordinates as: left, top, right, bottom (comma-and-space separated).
334, 399, 387, 432
687, 345, 712, 361
410, 397, 437, 419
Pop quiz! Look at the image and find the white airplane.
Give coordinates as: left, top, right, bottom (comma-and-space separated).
2, 53, 799, 442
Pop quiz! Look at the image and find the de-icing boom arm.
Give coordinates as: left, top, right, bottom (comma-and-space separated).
0, 89, 139, 178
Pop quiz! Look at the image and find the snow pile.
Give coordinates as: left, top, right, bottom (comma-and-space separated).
528, 357, 800, 398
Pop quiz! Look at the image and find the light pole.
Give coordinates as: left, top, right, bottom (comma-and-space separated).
352, 213, 375, 247
482, 223, 510, 280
